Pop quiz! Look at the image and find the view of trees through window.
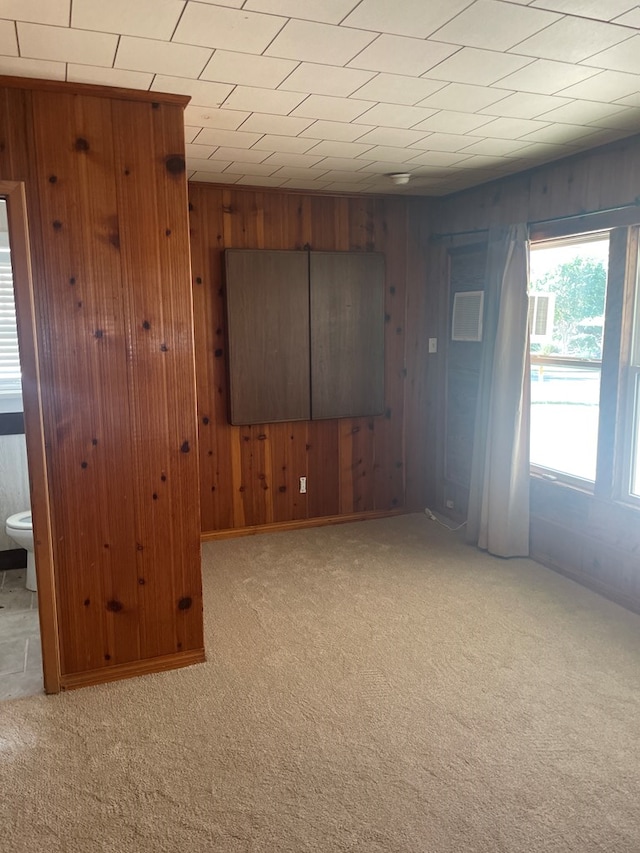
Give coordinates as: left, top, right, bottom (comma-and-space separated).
529, 234, 609, 482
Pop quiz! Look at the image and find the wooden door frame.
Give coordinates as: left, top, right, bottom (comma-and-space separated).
2, 180, 60, 694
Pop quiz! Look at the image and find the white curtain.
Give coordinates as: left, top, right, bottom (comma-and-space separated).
466, 224, 531, 558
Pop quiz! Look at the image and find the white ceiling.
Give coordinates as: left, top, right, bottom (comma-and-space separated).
1, 0, 640, 195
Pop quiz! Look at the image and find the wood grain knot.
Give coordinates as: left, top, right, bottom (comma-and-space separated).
138, 578, 145, 585
161, 474, 167, 482
160, 343, 168, 352
152, 493, 158, 500
178, 596, 192, 610
384, 313, 391, 323
94, 329, 104, 339
195, 276, 202, 284
188, 202, 194, 212
279, 486, 287, 493
151, 102, 160, 110
48, 175, 57, 184
202, 416, 210, 425
106, 600, 123, 612
214, 348, 223, 358
390, 286, 396, 294
104, 654, 111, 661
75, 138, 90, 151
69, 277, 76, 285
165, 229, 171, 236
81, 461, 88, 469
385, 408, 392, 419
257, 433, 266, 441
92, 438, 98, 445
53, 220, 62, 230
84, 598, 90, 606
142, 320, 151, 330
181, 440, 191, 453
136, 543, 144, 551
165, 155, 185, 175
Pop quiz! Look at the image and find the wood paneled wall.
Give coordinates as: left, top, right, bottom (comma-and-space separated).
189, 186, 429, 534
427, 133, 640, 610
0, 78, 203, 688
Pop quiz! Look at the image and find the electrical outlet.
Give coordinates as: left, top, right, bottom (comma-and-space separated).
299, 476, 307, 494
445, 499, 454, 510
428, 337, 437, 353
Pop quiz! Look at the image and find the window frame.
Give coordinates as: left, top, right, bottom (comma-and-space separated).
528, 230, 611, 491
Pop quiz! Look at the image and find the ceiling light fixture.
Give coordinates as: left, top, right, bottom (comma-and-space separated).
387, 173, 411, 186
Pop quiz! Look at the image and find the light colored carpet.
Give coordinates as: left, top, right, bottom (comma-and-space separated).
1, 514, 640, 852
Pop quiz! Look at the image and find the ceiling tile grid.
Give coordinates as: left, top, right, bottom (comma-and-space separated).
0, 0, 639, 195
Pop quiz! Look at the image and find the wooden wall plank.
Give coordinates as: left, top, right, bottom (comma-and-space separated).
190, 186, 426, 533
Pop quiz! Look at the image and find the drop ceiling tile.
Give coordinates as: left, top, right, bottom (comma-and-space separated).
208, 147, 270, 163
279, 179, 334, 190
184, 106, 249, 130
313, 157, 374, 172
187, 157, 233, 172
0, 0, 69, 26
235, 175, 289, 187
528, 0, 637, 21
304, 140, 375, 158
0, 20, 18, 55
512, 16, 635, 64
316, 170, 371, 183
412, 110, 494, 134
472, 116, 551, 138
341, 0, 474, 39
496, 59, 600, 94
557, 69, 640, 101
291, 95, 371, 122
225, 162, 279, 177
67, 64, 154, 89
403, 149, 474, 166
174, 5, 286, 54
195, 128, 265, 148
270, 166, 330, 179
197, 0, 244, 7
417, 83, 512, 112
185, 143, 218, 159
519, 123, 605, 144
613, 8, 640, 26
200, 50, 297, 88
222, 87, 306, 115
588, 106, 640, 130
251, 134, 316, 153
453, 154, 511, 169
582, 35, 640, 75
0, 55, 66, 80
71, 0, 184, 40
190, 172, 239, 184
244, 0, 360, 24
348, 34, 459, 77
353, 127, 431, 147
431, 0, 560, 51
261, 152, 326, 168
354, 103, 439, 129
298, 120, 376, 142
458, 137, 531, 155
324, 181, 378, 192
238, 113, 313, 136
350, 74, 447, 106
17, 22, 118, 66
185, 127, 201, 143
358, 161, 423, 174
425, 47, 533, 86
278, 63, 375, 97
535, 100, 629, 125
115, 36, 211, 77
477, 92, 573, 118
409, 132, 472, 151
357, 145, 426, 163
265, 20, 376, 66
151, 76, 233, 107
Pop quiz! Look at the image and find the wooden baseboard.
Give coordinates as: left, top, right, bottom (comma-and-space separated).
59, 648, 206, 691
531, 552, 640, 617
201, 508, 407, 541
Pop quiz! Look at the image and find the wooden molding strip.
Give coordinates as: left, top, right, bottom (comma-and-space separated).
0, 75, 190, 107
201, 508, 407, 541
59, 649, 206, 691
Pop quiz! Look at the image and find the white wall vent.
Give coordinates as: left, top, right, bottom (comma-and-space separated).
528, 293, 555, 343
452, 290, 484, 342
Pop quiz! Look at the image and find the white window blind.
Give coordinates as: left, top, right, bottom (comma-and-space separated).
0, 218, 23, 412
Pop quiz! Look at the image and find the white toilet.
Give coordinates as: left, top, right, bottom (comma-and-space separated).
6, 511, 36, 592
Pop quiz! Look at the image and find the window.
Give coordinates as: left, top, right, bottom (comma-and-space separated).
528, 233, 609, 485
0, 198, 23, 414
627, 253, 640, 501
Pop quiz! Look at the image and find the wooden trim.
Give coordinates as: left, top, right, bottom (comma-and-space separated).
60, 648, 206, 690
201, 508, 407, 541
529, 206, 640, 242
188, 180, 415, 201
0, 75, 190, 107
2, 180, 61, 694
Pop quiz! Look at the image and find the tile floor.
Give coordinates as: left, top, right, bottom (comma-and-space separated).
0, 568, 43, 701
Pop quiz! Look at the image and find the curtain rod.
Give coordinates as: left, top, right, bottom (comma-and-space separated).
431, 197, 640, 241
